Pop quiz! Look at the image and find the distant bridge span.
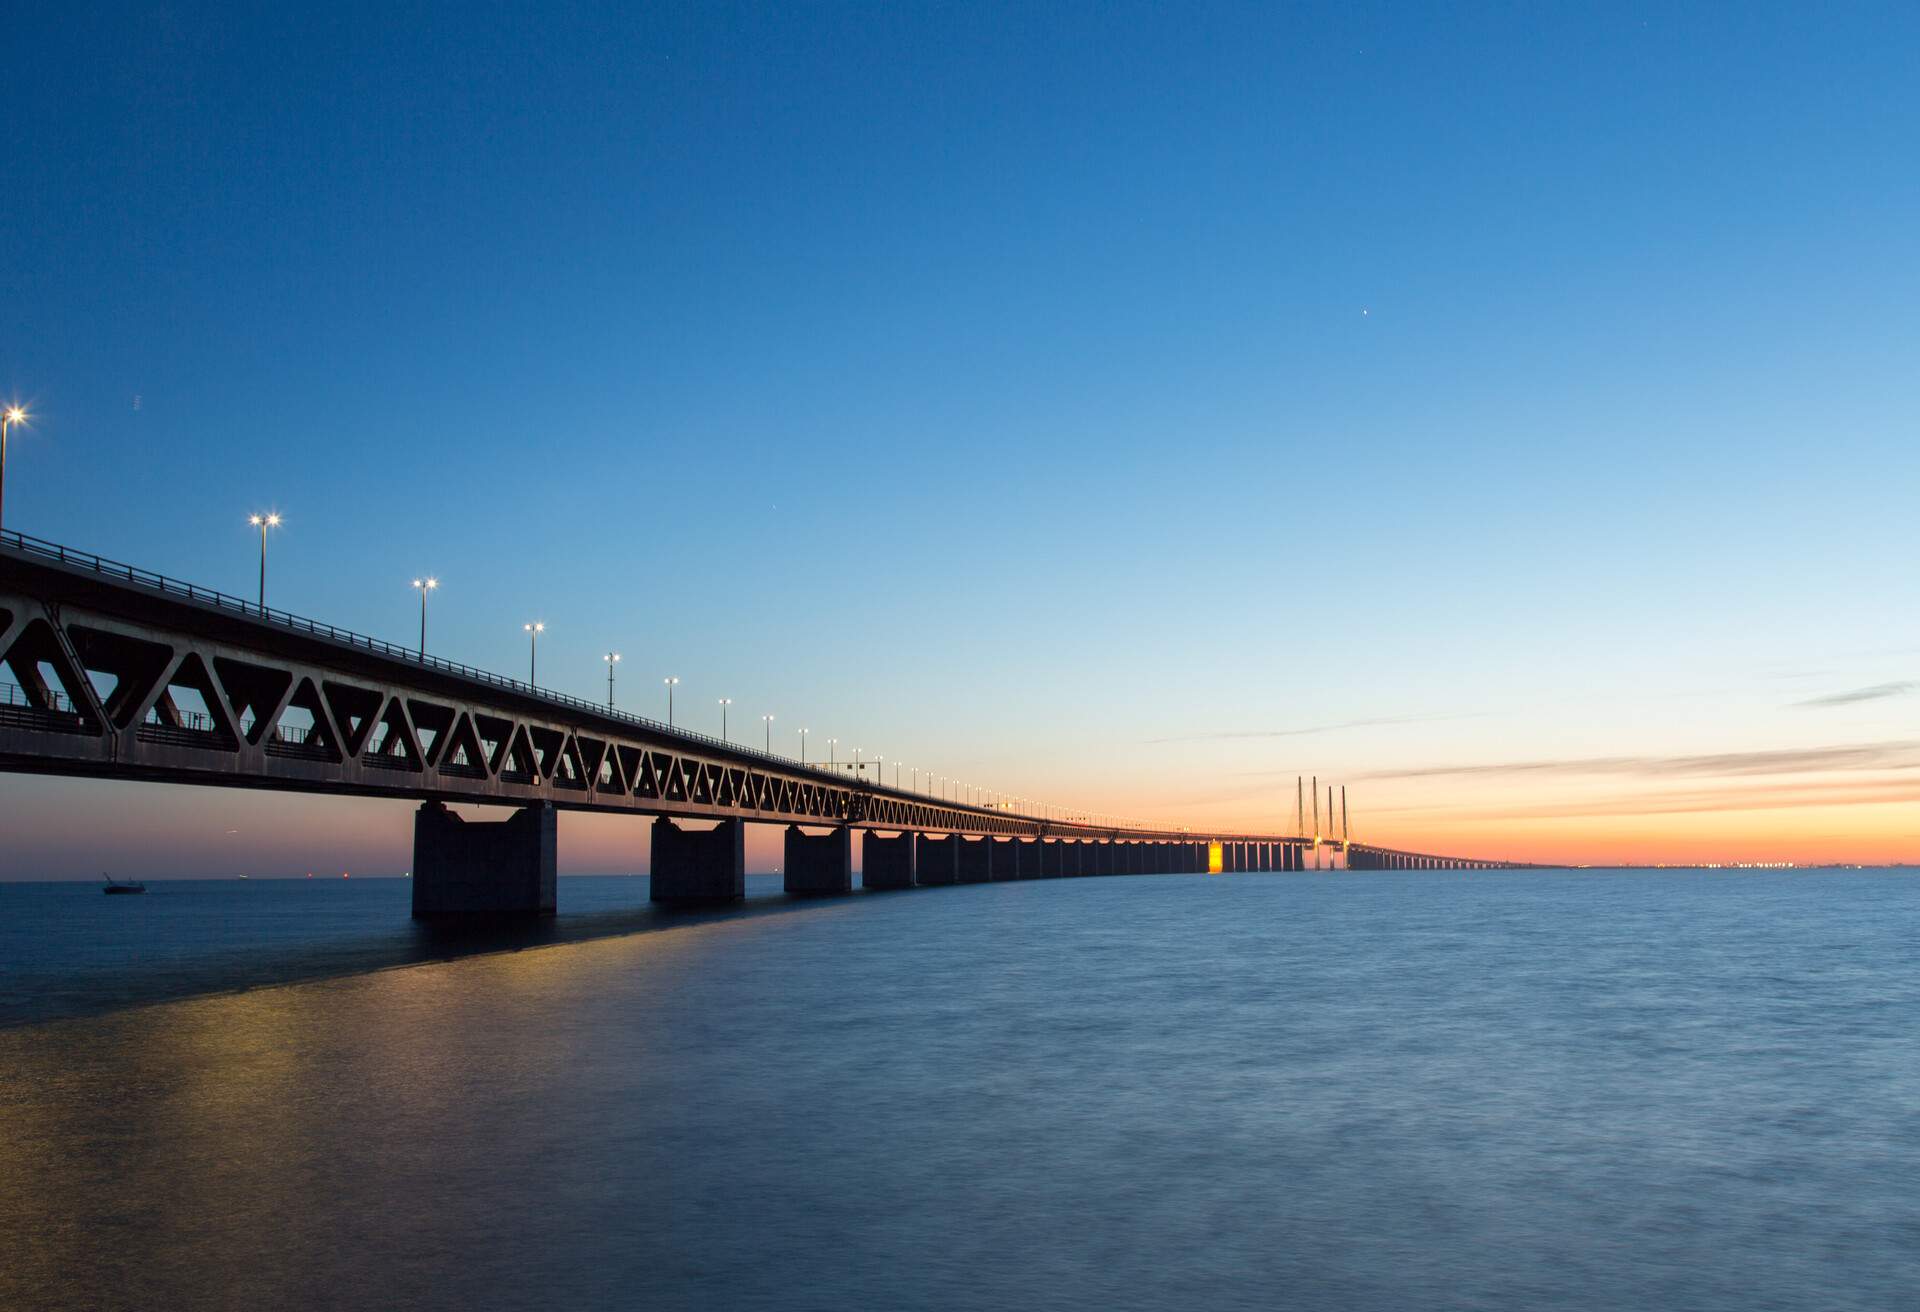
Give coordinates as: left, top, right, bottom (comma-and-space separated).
0, 532, 1527, 914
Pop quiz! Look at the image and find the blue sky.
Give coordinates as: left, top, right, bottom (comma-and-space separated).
5, 3, 1920, 873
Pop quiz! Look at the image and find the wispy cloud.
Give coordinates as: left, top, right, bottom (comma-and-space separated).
1146, 712, 1483, 746
1793, 682, 1917, 709
1359, 741, 1920, 783
1369, 777, 1920, 822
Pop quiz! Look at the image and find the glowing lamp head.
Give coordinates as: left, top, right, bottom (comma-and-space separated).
605, 652, 620, 663
4, 406, 25, 424
525, 621, 544, 634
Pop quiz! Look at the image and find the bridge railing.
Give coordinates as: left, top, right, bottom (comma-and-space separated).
2, 528, 1090, 826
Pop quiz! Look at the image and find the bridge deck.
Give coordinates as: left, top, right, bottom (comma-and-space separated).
0, 531, 1521, 867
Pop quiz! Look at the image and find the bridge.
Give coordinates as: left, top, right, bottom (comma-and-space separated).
0, 530, 1527, 914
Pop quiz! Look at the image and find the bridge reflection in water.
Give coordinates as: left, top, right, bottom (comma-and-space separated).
0, 531, 1525, 915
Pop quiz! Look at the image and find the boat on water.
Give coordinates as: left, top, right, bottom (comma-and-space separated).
102, 873, 146, 895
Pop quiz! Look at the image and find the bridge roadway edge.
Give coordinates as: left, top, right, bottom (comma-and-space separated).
0, 535, 1530, 915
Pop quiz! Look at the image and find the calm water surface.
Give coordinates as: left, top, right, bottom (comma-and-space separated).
3, 870, 1918, 1310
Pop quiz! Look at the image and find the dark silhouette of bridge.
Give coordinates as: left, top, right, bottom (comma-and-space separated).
0, 531, 1527, 914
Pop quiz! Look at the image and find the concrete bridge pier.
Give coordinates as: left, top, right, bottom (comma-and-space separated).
989, 839, 1022, 881
862, 830, 916, 889
917, 833, 960, 885
411, 801, 557, 918
784, 825, 852, 895
1017, 838, 1042, 878
957, 837, 991, 883
650, 817, 745, 903
1040, 841, 1064, 878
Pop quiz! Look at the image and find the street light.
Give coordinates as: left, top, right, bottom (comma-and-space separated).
603, 652, 620, 710
798, 727, 809, 765
523, 622, 545, 684
0, 405, 29, 533
410, 577, 438, 659
718, 698, 732, 740
827, 737, 837, 767
762, 714, 774, 753
663, 676, 680, 725
247, 512, 281, 611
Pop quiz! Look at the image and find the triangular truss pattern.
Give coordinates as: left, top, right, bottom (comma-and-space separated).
0, 618, 102, 732
67, 625, 173, 730
472, 713, 514, 774
213, 656, 294, 746
549, 733, 588, 791
630, 748, 662, 798
322, 680, 385, 757
499, 726, 539, 782
525, 726, 567, 785
266, 677, 343, 761
437, 712, 489, 778
364, 697, 421, 771
1, 586, 1269, 852
406, 700, 457, 767
141, 652, 240, 749
577, 736, 616, 792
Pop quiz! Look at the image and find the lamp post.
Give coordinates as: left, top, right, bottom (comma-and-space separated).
0, 405, 26, 533
604, 652, 620, 710
523, 622, 545, 684
410, 577, 437, 659
718, 698, 732, 741
827, 737, 837, 767
798, 728, 808, 765
247, 512, 281, 611
762, 714, 774, 753
664, 676, 679, 726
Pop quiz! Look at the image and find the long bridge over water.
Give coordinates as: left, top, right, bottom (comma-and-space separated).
0, 531, 1526, 914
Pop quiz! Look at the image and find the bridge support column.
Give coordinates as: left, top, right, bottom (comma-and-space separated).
862, 830, 916, 889
1040, 841, 1064, 878
784, 825, 852, 896
957, 837, 991, 883
411, 801, 556, 918
650, 817, 745, 904
917, 833, 959, 885
1017, 838, 1041, 879
989, 839, 1022, 881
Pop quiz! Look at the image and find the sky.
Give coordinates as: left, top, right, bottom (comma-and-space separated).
4, 2, 1919, 875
